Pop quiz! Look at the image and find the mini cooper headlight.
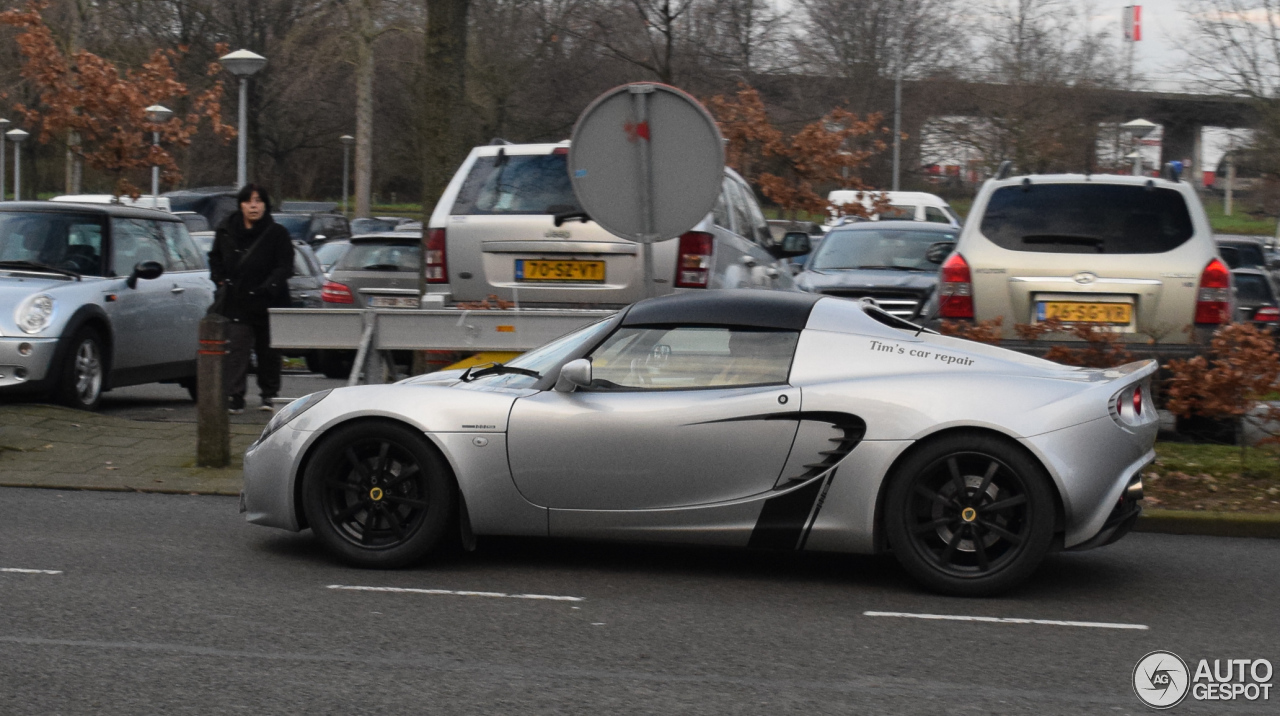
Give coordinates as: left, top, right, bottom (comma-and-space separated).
15, 294, 55, 334
259, 390, 331, 443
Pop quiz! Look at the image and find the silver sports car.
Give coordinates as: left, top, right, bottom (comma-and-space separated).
242, 291, 1156, 596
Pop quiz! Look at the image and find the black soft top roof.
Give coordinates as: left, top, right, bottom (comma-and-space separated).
621, 290, 823, 330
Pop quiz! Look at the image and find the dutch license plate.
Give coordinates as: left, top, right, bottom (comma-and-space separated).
1037, 301, 1132, 324
367, 296, 418, 308
515, 259, 605, 283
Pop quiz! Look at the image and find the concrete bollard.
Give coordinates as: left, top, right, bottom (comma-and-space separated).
197, 315, 231, 467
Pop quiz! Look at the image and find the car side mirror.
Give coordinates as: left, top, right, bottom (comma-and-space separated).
925, 242, 955, 265
555, 358, 592, 392
771, 231, 811, 259
126, 260, 164, 289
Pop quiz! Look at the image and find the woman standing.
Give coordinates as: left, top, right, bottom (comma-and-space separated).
208, 184, 294, 413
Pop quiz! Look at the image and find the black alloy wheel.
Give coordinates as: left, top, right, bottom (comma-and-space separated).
885, 432, 1054, 596
302, 421, 455, 568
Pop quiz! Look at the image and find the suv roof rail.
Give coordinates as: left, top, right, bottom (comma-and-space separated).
995, 160, 1014, 180
488, 138, 514, 146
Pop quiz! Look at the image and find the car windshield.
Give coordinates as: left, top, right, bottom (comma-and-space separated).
313, 241, 350, 269
452, 153, 582, 215
275, 215, 311, 240
980, 184, 1194, 254
468, 318, 616, 389
1218, 243, 1265, 269
335, 241, 420, 271
1235, 274, 1273, 303
0, 211, 107, 276
810, 228, 957, 271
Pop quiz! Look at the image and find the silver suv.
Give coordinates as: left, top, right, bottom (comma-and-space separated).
926, 173, 1229, 356
0, 202, 212, 409
424, 142, 806, 308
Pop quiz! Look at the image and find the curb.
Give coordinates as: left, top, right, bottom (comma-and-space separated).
1135, 509, 1280, 539
0, 483, 239, 498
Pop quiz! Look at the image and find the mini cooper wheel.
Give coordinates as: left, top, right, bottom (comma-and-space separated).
885, 433, 1055, 597
55, 327, 105, 411
302, 421, 456, 568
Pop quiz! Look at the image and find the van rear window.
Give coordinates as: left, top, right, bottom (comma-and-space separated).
452, 154, 582, 216
979, 184, 1194, 254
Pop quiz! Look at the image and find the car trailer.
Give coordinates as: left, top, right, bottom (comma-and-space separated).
269, 307, 617, 385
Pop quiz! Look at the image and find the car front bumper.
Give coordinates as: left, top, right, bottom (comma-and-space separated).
242, 425, 315, 532
0, 337, 58, 391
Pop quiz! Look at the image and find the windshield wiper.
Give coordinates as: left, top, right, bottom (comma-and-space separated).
459, 362, 542, 382
1021, 234, 1103, 246
359, 264, 404, 271
553, 210, 593, 227
852, 265, 922, 271
0, 260, 81, 280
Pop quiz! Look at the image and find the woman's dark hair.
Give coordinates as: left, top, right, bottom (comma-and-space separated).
236, 183, 272, 211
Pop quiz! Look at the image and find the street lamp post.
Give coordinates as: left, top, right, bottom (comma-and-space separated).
145, 105, 174, 206
0, 118, 8, 201
7, 129, 29, 201
340, 135, 355, 215
1122, 118, 1157, 176
219, 49, 267, 188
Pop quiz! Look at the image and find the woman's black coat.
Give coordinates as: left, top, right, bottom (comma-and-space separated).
207, 211, 295, 324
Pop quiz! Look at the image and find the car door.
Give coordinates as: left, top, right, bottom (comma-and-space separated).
159, 220, 214, 365
104, 218, 180, 371
506, 325, 801, 512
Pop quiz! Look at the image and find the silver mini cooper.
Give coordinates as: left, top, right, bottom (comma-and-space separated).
0, 202, 212, 410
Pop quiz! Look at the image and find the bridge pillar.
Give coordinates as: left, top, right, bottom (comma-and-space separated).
1161, 120, 1203, 186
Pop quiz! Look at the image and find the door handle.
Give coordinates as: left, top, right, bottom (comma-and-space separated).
170, 286, 185, 294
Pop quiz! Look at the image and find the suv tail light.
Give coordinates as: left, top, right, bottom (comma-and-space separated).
1255, 306, 1280, 323
1194, 258, 1231, 324
321, 281, 354, 304
425, 228, 447, 283
674, 231, 714, 288
938, 252, 974, 318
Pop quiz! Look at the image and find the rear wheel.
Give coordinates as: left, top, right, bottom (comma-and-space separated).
301, 421, 456, 568
885, 432, 1055, 597
54, 328, 105, 411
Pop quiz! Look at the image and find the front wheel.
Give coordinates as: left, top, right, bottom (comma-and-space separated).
884, 432, 1055, 597
54, 328, 106, 411
301, 421, 456, 568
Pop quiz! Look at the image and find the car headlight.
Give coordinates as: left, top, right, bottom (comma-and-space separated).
259, 390, 331, 443
15, 294, 56, 334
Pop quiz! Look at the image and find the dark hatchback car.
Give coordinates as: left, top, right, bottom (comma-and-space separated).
793, 221, 957, 321
1216, 237, 1270, 272
275, 212, 352, 246
1232, 268, 1280, 329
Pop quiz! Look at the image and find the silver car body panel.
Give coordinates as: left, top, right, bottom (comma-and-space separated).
243, 294, 1158, 554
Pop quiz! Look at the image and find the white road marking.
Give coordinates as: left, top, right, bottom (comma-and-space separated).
327, 584, 584, 602
0, 568, 62, 575
863, 611, 1148, 630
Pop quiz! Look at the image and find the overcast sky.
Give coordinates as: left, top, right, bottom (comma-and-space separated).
1100, 0, 1195, 91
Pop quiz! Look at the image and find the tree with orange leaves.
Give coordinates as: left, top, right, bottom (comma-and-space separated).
705, 85, 888, 220
0, 1, 234, 198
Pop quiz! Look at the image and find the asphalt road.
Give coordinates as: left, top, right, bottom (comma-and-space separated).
96, 372, 348, 424
1, 488, 1277, 715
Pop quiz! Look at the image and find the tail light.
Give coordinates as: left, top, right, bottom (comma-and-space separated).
674, 231, 714, 288
1194, 258, 1231, 324
1255, 306, 1280, 323
938, 252, 974, 318
1111, 382, 1150, 428
1133, 385, 1143, 416
425, 228, 448, 283
321, 281, 354, 304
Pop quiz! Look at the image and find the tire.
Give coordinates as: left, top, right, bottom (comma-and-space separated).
54, 327, 106, 411
319, 350, 354, 380
301, 420, 456, 568
884, 432, 1055, 597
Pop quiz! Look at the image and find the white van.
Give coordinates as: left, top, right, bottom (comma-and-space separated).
52, 194, 172, 212
827, 190, 960, 227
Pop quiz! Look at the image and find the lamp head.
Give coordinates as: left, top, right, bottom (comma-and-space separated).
340, 134, 355, 146
6, 128, 29, 143
145, 105, 175, 124
1121, 118, 1157, 140
219, 49, 267, 77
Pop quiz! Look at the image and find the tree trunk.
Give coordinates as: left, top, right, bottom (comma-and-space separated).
422, 0, 470, 208
353, 0, 375, 218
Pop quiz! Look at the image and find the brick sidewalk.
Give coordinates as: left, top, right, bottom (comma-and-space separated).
0, 404, 255, 496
